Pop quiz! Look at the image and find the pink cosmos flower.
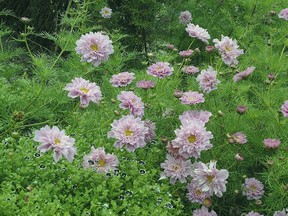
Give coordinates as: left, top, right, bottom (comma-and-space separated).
246, 212, 264, 216
213, 35, 244, 66
187, 182, 210, 204
281, 100, 288, 117
242, 178, 265, 200
273, 209, 288, 216
172, 119, 213, 159
232, 132, 247, 144
179, 11, 192, 25
100, 7, 112, 18
75, 32, 114, 67
82, 147, 119, 173
108, 115, 148, 152
233, 66, 256, 82
263, 139, 280, 149
117, 91, 144, 117
179, 91, 205, 105
196, 66, 220, 93
64, 77, 102, 108
160, 154, 193, 184
144, 120, 156, 142
179, 110, 212, 125
179, 49, 193, 57
147, 62, 173, 79
136, 80, 155, 90
278, 8, 288, 20
186, 23, 210, 44
193, 206, 217, 216
110, 72, 135, 87
34, 125, 77, 163
191, 161, 229, 197
182, 65, 200, 75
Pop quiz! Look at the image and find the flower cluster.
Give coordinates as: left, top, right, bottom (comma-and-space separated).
82, 147, 119, 173
242, 178, 265, 200
117, 91, 145, 117
193, 206, 217, 216
100, 7, 113, 18
191, 161, 229, 197
179, 10, 192, 24
213, 35, 244, 66
64, 77, 102, 108
160, 154, 193, 184
75, 32, 114, 67
179, 91, 205, 105
182, 65, 200, 75
278, 8, 288, 20
186, 23, 210, 44
108, 115, 148, 152
196, 66, 220, 93
110, 72, 135, 87
34, 125, 77, 163
147, 62, 173, 79
233, 66, 255, 82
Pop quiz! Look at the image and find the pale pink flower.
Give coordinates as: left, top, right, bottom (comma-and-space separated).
233, 66, 255, 82
182, 65, 200, 75
213, 35, 244, 66
75, 32, 114, 67
117, 91, 144, 117
196, 66, 220, 93
64, 77, 102, 108
147, 62, 173, 79
187, 182, 210, 204
110, 72, 135, 87
82, 147, 119, 173
242, 178, 264, 200
193, 206, 217, 216
179, 110, 212, 125
273, 209, 288, 216
136, 80, 155, 90
263, 138, 280, 149
186, 23, 210, 44
160, 154, 193, 184
233, 132, 247, 144
144, 120, 156, 142
191, 161, 229, 197
179, 49, 193, 57
281, 100, 288, 117
100, 7, 112, 18
246, 212, 264, 216
34, 125, 77, 163
179, 11, 192, 25
172, 120, 213, 159
108, 115, 148, 152
278, 8, 288, 20
179, 91, 205, 105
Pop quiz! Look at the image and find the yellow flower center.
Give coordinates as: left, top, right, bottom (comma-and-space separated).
250, 185, 257, 191
172, 165, 180, 172
90, 44, 99, 51
207, 175, 215, 183
98, 159, 106, 167
125, 130, 133, 136
188, 135, 196, 143
196, 190, 202, 195
225, 45, 231, 51
54, 138, 60, 145
104, 10, 109, 14
80, 87, 89, 93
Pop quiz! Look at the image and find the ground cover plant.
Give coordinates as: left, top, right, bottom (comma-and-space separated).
0, 0, 288, 215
